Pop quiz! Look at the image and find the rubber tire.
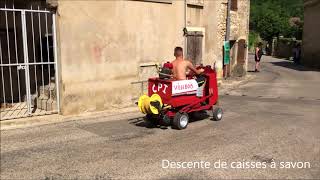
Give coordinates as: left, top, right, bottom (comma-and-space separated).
172, 112, 189, 130
145, 114, 158, 126
212, 107, 223, 121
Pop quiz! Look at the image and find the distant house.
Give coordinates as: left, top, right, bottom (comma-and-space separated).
0, 0, 249, 118
302, 0, 320, 68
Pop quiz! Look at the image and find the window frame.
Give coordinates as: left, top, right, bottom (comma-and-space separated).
187, 0, 204, 7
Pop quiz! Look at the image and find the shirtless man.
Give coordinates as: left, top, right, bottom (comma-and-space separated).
171, 47, 204, 80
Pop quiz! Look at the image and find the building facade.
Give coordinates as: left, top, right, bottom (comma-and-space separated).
302, 0, 320, 68
0, 0, 249, 118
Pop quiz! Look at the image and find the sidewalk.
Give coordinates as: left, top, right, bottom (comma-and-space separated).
1, 74, 254, 131
218, 73, 255, 95
0, 106, 142, 131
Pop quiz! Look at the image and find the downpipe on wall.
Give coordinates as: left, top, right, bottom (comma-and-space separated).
223, 0, 231, 79
184, 0, 187, 56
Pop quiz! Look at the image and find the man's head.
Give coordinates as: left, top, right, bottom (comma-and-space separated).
174, 47, 183, 58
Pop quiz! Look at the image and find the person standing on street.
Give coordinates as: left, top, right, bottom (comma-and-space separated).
255, 42, 263, 72
293, 43, 301, 64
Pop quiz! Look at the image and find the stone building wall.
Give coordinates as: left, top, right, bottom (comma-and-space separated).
215, 0, 250, 77
229, 0, 250, 76
302, 0, 320, 68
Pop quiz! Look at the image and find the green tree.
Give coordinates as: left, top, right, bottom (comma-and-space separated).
250, 0, 303, 42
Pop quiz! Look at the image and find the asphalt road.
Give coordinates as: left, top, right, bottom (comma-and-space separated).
1, 55, 320, 179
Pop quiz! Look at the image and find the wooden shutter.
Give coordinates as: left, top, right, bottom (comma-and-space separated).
187, 31, 203, 65
231, 0, 238, 11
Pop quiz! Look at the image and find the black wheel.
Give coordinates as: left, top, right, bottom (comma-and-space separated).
212, 107, 223, 121
145, 114, 158, 126
172, 112, 189, 130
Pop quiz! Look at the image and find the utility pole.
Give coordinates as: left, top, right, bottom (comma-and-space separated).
225, 0, 231, 42
224, 0, 231, 79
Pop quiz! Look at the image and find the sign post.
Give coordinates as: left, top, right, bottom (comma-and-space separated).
223, 41, 230, 78
224, 41, 230, 65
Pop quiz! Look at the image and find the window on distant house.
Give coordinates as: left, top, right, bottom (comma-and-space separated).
135, 0, 172, 4
187, 0, 204, 6
231, 0, 238, 11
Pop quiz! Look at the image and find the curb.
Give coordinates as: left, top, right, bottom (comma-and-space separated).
1, 106, 141, 131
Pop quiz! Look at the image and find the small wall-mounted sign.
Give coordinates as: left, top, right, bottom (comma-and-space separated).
224, 41, 230, 65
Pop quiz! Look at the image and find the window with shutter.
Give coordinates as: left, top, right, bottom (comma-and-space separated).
231, 0, 238, 11
134, 0, 172, 4
187, 0, 204, 6
186, 31, 203, 65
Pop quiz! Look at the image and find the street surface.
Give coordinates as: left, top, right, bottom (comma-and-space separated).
1, 55, 320, 179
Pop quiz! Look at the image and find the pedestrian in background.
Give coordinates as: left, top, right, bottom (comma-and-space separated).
293, 43, 301, 64
255, 42, 263, 72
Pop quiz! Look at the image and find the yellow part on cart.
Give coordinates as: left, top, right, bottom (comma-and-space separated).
138, 95, 151, 114
138, 94, 163, 115
149, 94, 162, 115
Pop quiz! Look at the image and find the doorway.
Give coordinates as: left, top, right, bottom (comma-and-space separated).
0, 4, 60, 120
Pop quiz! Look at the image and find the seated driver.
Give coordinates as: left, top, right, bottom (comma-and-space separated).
171, 46, 204, 80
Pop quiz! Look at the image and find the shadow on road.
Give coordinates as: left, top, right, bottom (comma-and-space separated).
189, 111, 211, 121
271, 61, 320, 72
128, 117, 167, 129
128, 111, 211, 130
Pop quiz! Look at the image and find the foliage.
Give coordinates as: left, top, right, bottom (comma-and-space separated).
248, 31, 260, 50
250, 0, 304, 41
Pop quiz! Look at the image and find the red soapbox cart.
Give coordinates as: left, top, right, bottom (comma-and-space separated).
137, 63, 223, 130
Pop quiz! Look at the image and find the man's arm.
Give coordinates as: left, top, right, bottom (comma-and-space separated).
186, 61, 204, 75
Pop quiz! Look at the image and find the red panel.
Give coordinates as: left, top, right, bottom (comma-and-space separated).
169, 95, 200, 107
147, 66, 219, 111
148, 78, 172, 102
207, 70, 219, 105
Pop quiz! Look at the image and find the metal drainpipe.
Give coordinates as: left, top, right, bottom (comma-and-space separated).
184, 0, 187, 56
224, 0, 231, 78
225, 0, 231, 41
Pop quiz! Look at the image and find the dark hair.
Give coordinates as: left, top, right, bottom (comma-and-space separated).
174, 46, 183, 57
258, 42, 263, 47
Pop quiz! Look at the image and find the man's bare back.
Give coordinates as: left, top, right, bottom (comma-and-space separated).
172, 58, 190, 80
171, 47, 204, 80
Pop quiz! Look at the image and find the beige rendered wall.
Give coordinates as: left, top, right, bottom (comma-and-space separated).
202, 1, 220, 71
55, 0, 249, 115
56, 0, 185, 115
186, 1, 220, 68
302, 0, 320, 68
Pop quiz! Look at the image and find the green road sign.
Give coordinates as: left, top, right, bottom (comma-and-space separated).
224, 41, 230, 65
